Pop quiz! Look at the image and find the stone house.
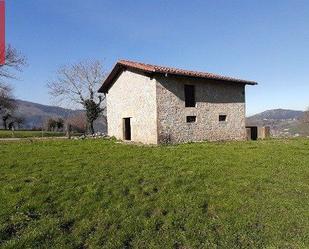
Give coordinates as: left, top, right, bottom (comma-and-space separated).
98, 60, 257, 144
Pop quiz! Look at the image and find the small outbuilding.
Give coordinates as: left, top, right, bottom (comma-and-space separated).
246, 126, 271, 140
98, 60, 257, 144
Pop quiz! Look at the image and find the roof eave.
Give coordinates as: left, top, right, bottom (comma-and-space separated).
98, 62, 156, 93
98, 60, 258, 93
155, 71, 258, 85
98, 63, 124, 93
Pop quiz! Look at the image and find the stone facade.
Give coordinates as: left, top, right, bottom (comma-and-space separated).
156, 75, 246, 143
106, 70, 158, 144
106, 70, 248, 144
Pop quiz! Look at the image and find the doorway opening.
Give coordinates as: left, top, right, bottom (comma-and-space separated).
123, 118, 131, 140
246, 126, 258, 140
250, 126, 258, 140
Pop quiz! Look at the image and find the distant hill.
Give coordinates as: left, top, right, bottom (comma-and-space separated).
14, 99, 81, 128
247, 109, 308, 137
248, 109, 304, 121
8, 99, 106, 132
3, 100, 307, 137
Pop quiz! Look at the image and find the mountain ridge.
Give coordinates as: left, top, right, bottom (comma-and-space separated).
248, 108, 304, 121
247, 108, 308, 137
2, 99, 106, 132
14, 99, 83, 129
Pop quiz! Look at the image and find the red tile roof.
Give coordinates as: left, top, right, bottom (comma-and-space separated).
98, 59, 257, 93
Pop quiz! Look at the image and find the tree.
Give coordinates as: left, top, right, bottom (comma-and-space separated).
44, 118, 64, 131
47, 60, 106, 134
0, 83, 15, 111
0, 45, 26, 127
0, 84, 16, 129
12, 116, 25, 129
0, 45, 27, 82
84, 99, 102, 135
66, 113, 87, 133
46, 118, 57, 131
2, 111, 11, 129
56, 118, 64, 130
0, 109, 24, 130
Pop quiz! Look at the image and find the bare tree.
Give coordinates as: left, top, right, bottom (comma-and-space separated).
47, 60, 106, 134
0, 45, 26, 124
12, 116, 25, 129
0, 45, 27, 82
0, 84, 17, 129
0, 83, 15, 110
66, 113, 87, 133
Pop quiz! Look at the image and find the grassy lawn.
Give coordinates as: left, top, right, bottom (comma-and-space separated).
0, 130, 65, 139
0, 139, 308, 248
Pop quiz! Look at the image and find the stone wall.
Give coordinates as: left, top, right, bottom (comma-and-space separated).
106, 70, 158, 144
258, 126, 271, 139
107, 70, 248, 144
155, 75, 247, 143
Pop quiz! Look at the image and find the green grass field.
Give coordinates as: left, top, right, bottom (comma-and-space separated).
0, 130, 65, 139
0, 139, 308, 248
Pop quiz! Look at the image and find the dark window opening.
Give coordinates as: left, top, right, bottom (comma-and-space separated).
184, 85, 196, 107
219, 115, 227, 122
186, 116, 196, 123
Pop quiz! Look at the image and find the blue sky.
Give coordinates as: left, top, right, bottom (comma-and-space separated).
5, 0, 309, 115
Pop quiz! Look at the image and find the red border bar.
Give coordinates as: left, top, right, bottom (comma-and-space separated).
0, 0, 5, 65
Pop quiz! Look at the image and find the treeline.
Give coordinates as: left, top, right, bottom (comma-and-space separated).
42, 113, 87, 133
